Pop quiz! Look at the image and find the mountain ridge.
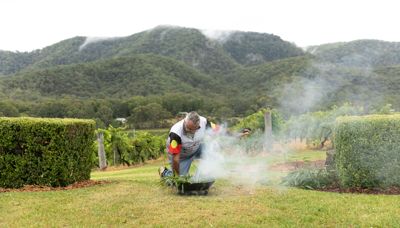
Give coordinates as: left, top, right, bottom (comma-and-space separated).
0, 26, 304, 75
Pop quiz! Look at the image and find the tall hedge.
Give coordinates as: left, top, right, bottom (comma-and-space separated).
334, 114, 400, 188
0, 117, 96, 188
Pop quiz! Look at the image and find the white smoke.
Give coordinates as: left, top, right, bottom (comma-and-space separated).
276, 59, 386, 115
277, 74, 335, 114
192, 126, 273, 188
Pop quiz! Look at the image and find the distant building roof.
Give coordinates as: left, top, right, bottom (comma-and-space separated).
115, 118, 127, 123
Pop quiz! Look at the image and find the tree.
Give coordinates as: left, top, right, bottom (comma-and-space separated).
0, 101, 19, 117
129, 103, 171, 128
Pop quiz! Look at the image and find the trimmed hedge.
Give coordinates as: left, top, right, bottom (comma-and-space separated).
0, 117, 96, 188
334, 114, 400, 188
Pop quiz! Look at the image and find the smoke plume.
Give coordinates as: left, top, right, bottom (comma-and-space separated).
192, 126, 275, 188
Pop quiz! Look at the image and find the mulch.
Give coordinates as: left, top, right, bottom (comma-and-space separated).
319, 186, 400, 195
0, 180, 110, 193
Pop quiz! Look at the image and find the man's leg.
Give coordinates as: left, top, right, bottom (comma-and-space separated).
178, 156, 195, 176
161, 154, 193, 177
163, 146, 203, 177
179, 145, 203, 175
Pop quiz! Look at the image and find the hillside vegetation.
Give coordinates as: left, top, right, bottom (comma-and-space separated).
1, 54, 220, 98
1, 26, 400, 126
307, 40, 400, 67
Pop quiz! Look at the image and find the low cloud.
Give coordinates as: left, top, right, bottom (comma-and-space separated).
201, 29, 234, 43
79, 36, 118, 51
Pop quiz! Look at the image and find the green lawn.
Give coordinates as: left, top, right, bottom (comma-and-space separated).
1, 150, 400, 227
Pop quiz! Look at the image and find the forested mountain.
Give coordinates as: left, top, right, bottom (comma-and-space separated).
0, 26, 303, 76
307, 40, 400, 67
0, 50, 39, 75
1, 26, 400, 127
118, 26, 239, 75
220, 31, 304, 65
1, 54, 221, 98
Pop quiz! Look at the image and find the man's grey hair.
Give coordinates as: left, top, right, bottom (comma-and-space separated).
185, 111, 200, 125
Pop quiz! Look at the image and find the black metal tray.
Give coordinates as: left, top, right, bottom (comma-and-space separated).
176, 181, 214, 195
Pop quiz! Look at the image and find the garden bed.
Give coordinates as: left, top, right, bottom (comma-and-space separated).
0, 180, 110, 193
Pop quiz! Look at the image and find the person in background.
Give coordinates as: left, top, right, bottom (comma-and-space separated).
241, 128, 252, 137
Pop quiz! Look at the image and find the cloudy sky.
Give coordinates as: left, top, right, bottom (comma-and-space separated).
1, 0, 399, 51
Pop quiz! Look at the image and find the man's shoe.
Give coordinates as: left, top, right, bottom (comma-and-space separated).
158, 166, 166, 177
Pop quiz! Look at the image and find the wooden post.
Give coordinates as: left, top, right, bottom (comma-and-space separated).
264, 111, 273, 151
97, 132, 107, 170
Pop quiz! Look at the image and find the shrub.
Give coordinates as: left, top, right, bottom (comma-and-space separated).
281, 167, 338, 190
232, 108, 284, 135
94, 127, 166, 167
0, 117, 96, 188
130, 132, 166, 163
334, 114, 400, 188
282, 103, 364, 148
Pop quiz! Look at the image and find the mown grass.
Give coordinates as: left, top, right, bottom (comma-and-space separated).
1, 149, 400, 227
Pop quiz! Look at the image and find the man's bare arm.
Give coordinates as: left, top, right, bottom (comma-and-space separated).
172, 153, 180, 176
